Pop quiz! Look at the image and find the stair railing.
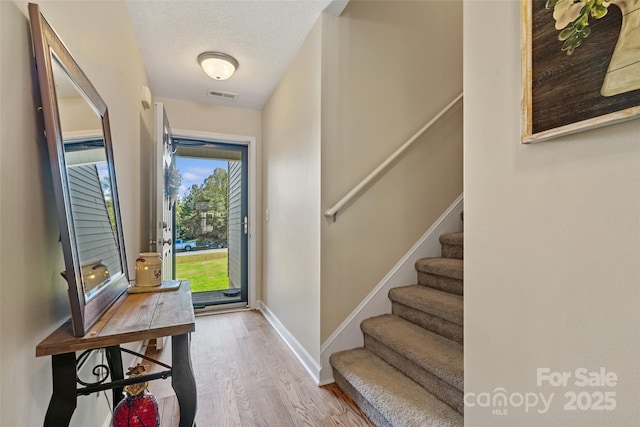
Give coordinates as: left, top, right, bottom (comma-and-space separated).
324, 92, 463, 221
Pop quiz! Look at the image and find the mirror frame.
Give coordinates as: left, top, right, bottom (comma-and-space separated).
29, 3, 129, 336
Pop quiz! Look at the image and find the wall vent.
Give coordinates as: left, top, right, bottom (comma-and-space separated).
207, 89, 238, 100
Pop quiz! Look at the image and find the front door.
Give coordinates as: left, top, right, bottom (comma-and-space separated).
155, 103, 177, 280
173, 139, 249, 308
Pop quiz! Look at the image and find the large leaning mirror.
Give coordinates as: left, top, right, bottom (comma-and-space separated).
29, 3, 129, 336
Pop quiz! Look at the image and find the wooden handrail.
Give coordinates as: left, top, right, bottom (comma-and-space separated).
324, 92, 463, 220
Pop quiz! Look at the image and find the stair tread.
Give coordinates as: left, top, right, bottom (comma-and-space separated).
416, 257, 463, 280
389, 285, 463, 326
439, 232, 464, 246
361, 314, 463, 390
330, 348, 463, 427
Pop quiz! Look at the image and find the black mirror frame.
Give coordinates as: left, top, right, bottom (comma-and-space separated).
29, 3, 129, 336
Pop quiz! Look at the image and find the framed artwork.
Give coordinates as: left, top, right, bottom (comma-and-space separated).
521, 0, 640, 143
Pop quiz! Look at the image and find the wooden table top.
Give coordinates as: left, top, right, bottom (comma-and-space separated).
36, 281, 195, 357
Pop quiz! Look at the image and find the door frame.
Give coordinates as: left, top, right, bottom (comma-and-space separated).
172, 128, 257, 310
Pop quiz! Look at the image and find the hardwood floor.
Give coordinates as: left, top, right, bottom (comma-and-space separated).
144, 310, 374, 427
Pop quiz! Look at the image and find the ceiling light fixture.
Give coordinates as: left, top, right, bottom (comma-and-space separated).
198, 52, 239, 81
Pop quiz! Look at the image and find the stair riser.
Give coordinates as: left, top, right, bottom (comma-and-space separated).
392, 303, 463, 345
418, 273, 463, 296
364, 335, 464, 415
332, 368, 391, 427
442, 245, 463, 260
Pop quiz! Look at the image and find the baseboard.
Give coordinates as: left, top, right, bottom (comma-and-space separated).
258, 300, 321, 384
318, 194, 464, 385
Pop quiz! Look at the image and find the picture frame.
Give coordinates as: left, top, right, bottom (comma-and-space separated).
521, 0, 640, 143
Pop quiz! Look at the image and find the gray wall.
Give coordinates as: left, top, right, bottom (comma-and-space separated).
262, 18, 323, 363
465, 1, 640, 425
320, 0, 463, 342
261, 0, 464, 365
0, 2, 153, 425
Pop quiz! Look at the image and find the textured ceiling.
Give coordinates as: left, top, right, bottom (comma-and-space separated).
125, 1, 346, 111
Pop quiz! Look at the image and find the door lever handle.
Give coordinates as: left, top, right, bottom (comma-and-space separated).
229, 216, 249, 234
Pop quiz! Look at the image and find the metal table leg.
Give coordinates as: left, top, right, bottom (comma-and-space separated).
171, 333, 197, 427
44, 352, 77, 427
105, 346, 124, 409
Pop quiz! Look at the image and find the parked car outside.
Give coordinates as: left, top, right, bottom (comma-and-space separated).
175, 239, 197, 251
203, 241, 226, 249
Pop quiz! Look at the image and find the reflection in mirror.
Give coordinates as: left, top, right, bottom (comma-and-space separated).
52, 57, 124, 300
29, 3, 129, 336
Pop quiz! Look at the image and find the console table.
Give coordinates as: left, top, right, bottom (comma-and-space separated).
36, 280, 196, 427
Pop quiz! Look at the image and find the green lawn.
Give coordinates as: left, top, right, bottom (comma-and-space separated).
175, 251, 229, 293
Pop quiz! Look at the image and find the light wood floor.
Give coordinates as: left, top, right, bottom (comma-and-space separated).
144, 310, 374, 427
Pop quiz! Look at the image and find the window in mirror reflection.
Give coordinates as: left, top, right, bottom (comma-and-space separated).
52, 55, 123, 299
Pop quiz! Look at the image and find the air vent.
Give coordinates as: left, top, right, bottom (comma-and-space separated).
207, 89, 238, 100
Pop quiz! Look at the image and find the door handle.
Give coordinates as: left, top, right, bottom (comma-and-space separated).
162, 238, 172, 245
229, 216, 249, 234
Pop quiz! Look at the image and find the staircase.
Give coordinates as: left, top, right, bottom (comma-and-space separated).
330, 231, 464, 427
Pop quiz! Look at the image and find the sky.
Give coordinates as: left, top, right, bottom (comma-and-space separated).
176, 157, 228, 200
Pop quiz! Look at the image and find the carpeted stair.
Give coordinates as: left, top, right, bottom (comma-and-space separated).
330, 230, 464, 427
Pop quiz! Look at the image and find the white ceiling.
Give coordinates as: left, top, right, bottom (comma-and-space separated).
125, 0, 347, 111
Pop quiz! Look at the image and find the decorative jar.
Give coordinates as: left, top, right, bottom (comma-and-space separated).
135, 253, 162, 287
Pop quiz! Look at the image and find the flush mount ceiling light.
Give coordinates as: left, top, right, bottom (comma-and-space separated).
198, 52, 239, 81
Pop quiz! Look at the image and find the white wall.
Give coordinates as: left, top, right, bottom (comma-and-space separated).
156, 97, 261, 140
320, 0, 463, 341
465, 1, 640, 426
261, 19, 322, 364
1, 2, 153, 425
